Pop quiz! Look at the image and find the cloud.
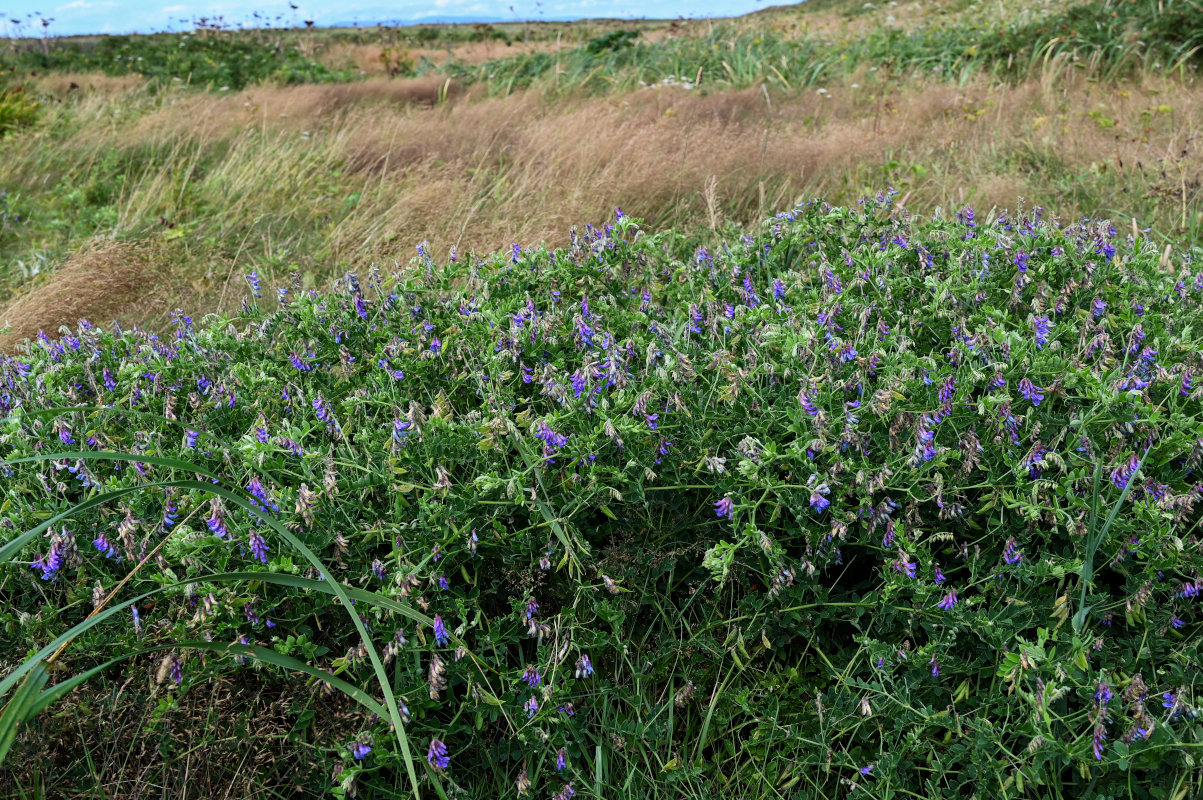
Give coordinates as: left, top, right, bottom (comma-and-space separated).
56, 0, 118, 10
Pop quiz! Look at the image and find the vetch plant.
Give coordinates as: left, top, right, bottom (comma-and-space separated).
3, 198, 1203, 797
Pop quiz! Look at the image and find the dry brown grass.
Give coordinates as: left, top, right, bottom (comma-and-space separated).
4, 66, 1200, 329
30, 71, 148, 95
0, 240, 175, 351
118, 76, 472, 143
312, 71, 1201, 261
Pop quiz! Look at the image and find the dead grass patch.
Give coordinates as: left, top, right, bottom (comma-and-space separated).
0, 240, 175, 352
4, 68, 1200, 326
30, 71, 148, 95
322, 38, 572, 76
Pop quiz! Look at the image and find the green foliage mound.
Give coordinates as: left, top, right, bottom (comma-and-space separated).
3, 198, 1203, 798
7, 32, 355, 89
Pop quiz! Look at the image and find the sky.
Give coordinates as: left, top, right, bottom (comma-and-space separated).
2, 0, 783, 36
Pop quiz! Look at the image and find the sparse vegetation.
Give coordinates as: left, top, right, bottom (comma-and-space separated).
1, 1, 1203, 798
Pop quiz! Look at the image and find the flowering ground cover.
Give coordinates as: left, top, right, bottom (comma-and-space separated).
2, 197, 1203, 797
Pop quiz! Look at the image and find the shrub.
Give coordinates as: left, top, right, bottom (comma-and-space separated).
585, 30, 639, 55
2, 198, 1203, 798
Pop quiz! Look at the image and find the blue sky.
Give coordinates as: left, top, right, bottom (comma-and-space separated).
3, 0, 782, 36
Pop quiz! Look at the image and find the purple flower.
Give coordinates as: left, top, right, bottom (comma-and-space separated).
352, 742, 372, 761
1111, 456, 1139, 491
522, 665, 542, 687
535, 421, 569, 450
32, 541, 63, 580
715, 496, 734, 518
575, 655, 594, 678
930, 655, 940, 677
859, 765, 874, 776
938, 375, 956, 405
132, 605, 143, 636
1033, 316, 1051, 349
248, 530, 269, 564
1002, 537, 1022, 565
313, 394, 334, 425
809, 488, 830, 512
247, 477, 278, 514
1092, 297, 1107, 319
556, 748, 567, 772
93, 532, 119, 559
553, 784, 575, 800
433, 614, 449, 646
1171, 615, 1185, 629
1017, 377, 1045, 406
525, 597, 540, 619
525, 695, 539, 718
206, 504, 229, 539
427, 739, 450, 770
937, 589, 958, 610
934, 566, 946, 586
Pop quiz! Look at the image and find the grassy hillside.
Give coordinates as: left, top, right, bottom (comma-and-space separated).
0, 0, 1200, 345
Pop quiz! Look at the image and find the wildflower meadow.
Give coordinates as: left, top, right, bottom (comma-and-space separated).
3, 196, 1203, 798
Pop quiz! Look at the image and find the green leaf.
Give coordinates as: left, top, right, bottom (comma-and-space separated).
0, 662, 48, 766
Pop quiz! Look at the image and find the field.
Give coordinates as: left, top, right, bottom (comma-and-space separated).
1, 1, 1203, 798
